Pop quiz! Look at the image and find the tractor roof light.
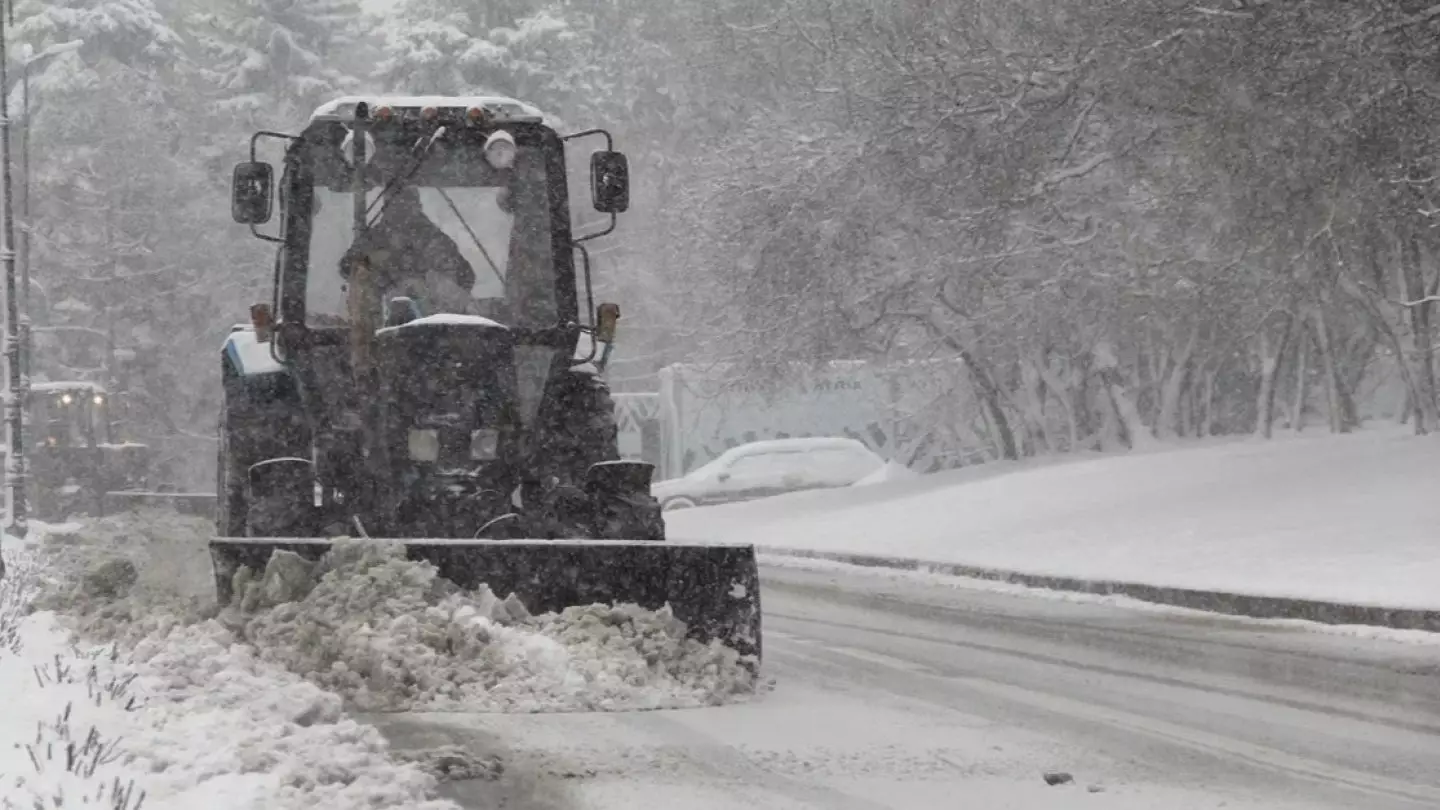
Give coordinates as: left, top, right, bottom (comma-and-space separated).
421, 105, 439, 121
466, 106, 489, 126
374, 105, 394, 122
59, 393, 73, 405
92, 394, 104, 405
484, 130, 517, 170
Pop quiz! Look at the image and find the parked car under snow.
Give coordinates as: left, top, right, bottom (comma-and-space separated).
651, 437, 887, 511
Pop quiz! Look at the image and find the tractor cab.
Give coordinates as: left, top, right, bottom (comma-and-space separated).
224, 95, 645, 539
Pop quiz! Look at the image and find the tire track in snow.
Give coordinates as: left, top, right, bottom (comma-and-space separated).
766, 607, 1440, 810
761, 569, 1440, 732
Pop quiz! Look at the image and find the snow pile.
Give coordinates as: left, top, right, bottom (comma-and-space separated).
27, 510, 218, 646
30, 513, 757, 715
230, 539, 757, 712
4, 531, 461, 810
117, 620, 457, 808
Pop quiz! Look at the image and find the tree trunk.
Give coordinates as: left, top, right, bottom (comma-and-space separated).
1156, 328, 1198, 439
1311, 308, 1350, 434
1019, 354, 1057, 454
1201, 367, 1217, 437
1254, 319, 1293, 439
1290, 325, 1309, 432
1035, 352, 1080, 452
1401, 232, 1439, 433
1093, 340, 1154, 448
959, 349, 1019, 461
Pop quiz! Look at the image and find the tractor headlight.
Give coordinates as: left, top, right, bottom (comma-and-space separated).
470, 429, 499, 461
59, 393, 73, 405
407, 429, 440, 462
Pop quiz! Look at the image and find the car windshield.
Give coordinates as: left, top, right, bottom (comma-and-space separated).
302, 135, 556, 329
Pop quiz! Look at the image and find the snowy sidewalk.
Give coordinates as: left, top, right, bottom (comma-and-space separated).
666, 428, 1440, 615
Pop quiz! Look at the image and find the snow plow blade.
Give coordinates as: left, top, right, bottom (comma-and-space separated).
209, 537, 762, 662
103, 490, 218, 519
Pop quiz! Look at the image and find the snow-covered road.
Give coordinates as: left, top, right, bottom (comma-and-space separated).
370, 562, 1440, 810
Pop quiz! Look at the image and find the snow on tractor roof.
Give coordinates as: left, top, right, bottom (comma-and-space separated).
310, 95, 549, 125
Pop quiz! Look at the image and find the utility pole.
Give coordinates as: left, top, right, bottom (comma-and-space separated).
0, 6, 26, 540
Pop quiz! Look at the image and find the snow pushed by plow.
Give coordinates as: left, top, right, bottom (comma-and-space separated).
40, 512, 757, 714
2, 511, 759, 807
232, 539, 757, 712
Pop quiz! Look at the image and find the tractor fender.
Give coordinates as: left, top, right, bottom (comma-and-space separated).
222, 327, 286, 379
220, 327, 302, 415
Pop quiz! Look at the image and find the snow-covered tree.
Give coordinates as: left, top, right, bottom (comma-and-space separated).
11, 0, 181, 68
376, 0, 601, 119
189, 0, 363, 124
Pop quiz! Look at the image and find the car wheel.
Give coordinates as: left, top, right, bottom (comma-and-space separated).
661, 496, 697, 512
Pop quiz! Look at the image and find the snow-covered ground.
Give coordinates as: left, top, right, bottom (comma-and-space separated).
667, 427, 1440, 610
0, 512, 758, 808
0, 540, 458, 809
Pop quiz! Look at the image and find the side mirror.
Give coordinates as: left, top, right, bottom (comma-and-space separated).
590, 151, 629, 214
231, 161, 274, 224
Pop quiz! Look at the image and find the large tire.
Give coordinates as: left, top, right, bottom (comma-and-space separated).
216, 399, 250, 537
538, 372, 663, 540
540, 372, 620, 485
217, 357, 310, 538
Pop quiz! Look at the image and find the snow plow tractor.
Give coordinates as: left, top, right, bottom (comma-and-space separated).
218, 96, 760, 662
24, 381, 216, 521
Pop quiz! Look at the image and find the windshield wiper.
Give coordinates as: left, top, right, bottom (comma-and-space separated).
363, 126, 448, 229
434, 187, 505, 288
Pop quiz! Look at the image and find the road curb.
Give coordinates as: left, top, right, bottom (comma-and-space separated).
759, 547, 1440, 633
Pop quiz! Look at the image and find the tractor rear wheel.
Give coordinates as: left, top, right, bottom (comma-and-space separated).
556, 373, 663, 540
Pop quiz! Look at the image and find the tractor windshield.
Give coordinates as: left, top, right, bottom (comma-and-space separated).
301, 133, 557, 329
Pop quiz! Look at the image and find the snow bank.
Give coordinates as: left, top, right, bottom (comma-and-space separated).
1, 508, 757, 808
669, 428, 1440, 610
34, 513, 757, 714
231, 539, 756, 712
4, 528, 459, 809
